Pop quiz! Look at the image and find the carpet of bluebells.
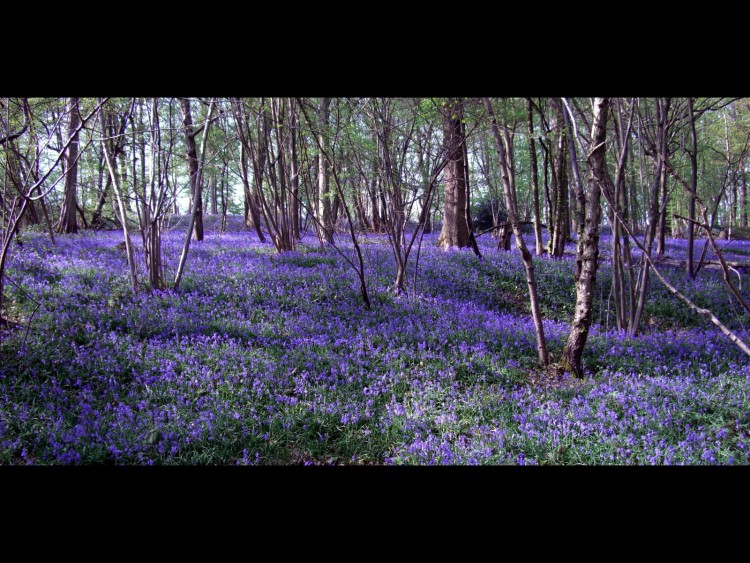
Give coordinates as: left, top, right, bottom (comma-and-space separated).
2, 218, 750, 465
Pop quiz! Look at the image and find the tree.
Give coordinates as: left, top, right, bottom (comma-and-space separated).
288, 97, 301, 240
317, 97, 334, 244
527, 98, 545, 256
560, 97, 609, 377
230, 98, 267, 242
179, 97, 205, 241
483, 97, 549, 367
437, 98, 473, 250
605, 97, 637, 333
56, 97, 80, 234
630, 97, 670, 337
174, 99, 215, 290
547, 97, 569, 257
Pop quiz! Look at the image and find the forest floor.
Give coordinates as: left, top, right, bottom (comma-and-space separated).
1, 222, 749, 465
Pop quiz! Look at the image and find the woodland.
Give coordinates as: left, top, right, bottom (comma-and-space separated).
1, 97, 749, 465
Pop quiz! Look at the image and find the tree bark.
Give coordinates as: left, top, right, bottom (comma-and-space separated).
288, 98, 301, 240
174, 100, 215, 290
687, 97, 698, 277
656, 160, 669, 257
631, 97, 671, 336
740, 155, 747, 228
100, 99, 138, 292
318, 97, 333, 243
369, 174, 380, 232
437, 99, 471, 249
239, 138, 265, 241
548, 98, 569, 257
210, 174, 218, 215
527, 98, 545, 256
561, 97, 609, 377
179, 97, 203, 241
483, 97, 548, 367
57, 97, 80, 234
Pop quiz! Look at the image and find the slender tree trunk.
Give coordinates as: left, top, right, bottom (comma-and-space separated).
179, 97, 203, 241
656, 162, 669, 257
355, 185, 369, 231
331, 189, 341, 229
462, 116, 482, 259
174, 100, 215, 290
608, 98, 635, 333
91, 161, 112, 228
687, 97, 698, 277
484, 97, 548, 366
318, 97, 333, 243
725, 111, 736, 239
239, 141, 266, 241
740, 156, 747, 228
210, 174, 218, 215
527, 98, 544, 256
548, 98, 568, 257
562, 98, 586, 279
6, 143, 40, 226
271, 97, 294, 252
92, 112, 123, 228
438, 99, 471, 249
369, 174, 380, 232
100, 102, 138, 292
171, 168, 179, 215
288, 98, 301, 240
561, 97, 609, 377
220, 165, 228, 233
57, 97, 80, 234
631, 97, 670, 336
424, 195, 432, 234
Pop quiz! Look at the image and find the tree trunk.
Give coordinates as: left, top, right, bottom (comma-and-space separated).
91, 151, 112, 228
318, 97, 333, 243
270, 97, 294, 252
240, 141, 266, 241
656, 164, 669, 257
562, 98, 586, 279
424, 198, 432, 234
57, 97, 80, 234
561, 97, 609, 377
483, 97, 549, 367
370, 175, 380, 232
608, 98, 636, 333
437, 99, 471, 249
210, 174, 218, 215
220, 165, 228, 233
354, 184, 369, 232
548, 98, 568, 257
740, 155, 747, 228
631, 97, 670, 336
527, 98, 545, 256
687, 97, 698, 277
288, 98, 301, 240
725, 110, 736, 239
179, 97, 203, 241
462, 115, 482, 259
174, 100, 215, 290
92, 111, 125, 228
100, 101, 138, 292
